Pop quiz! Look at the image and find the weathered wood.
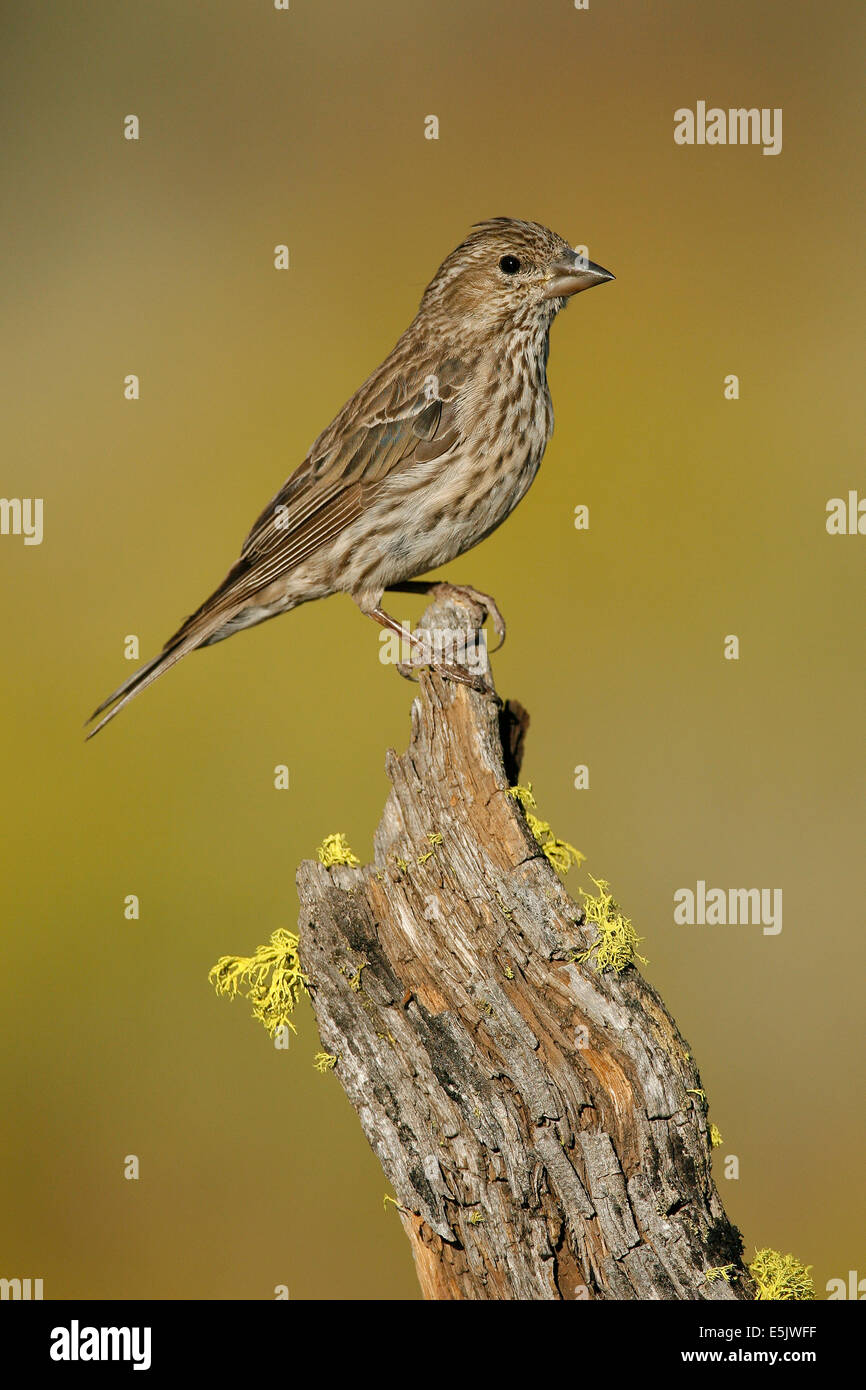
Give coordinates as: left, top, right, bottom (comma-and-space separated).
296, 593, 752, 1300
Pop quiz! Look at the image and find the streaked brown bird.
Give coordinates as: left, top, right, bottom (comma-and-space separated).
87, 218, 613, 737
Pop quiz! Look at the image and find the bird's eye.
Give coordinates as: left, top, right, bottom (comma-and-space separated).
499, 255, 521, 275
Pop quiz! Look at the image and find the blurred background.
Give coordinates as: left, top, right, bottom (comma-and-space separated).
1, 0, 863, 1299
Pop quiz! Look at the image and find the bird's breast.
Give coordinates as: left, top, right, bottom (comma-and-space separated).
335, 341, 556, 595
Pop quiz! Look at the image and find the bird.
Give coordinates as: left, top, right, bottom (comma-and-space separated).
86, 217, 613, 737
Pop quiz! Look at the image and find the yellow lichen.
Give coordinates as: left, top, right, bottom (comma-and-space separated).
338, 958, 367, 992
507, 784, 538, 811
313, 1052, 337, 1073
507, 784, 584, 875
468, 1211, 485, 1225
209, 927, 308, 1036
317, 833, 361, 868
705, 1264, 737, 1284
687, 1087, 708, 1109
749, 1249, 815, 1301
709, 1123, 723, 1148
575, 876, 647, 974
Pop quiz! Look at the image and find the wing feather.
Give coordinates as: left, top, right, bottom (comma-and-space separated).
236, 355, 467, 579
161, 352, 468, 647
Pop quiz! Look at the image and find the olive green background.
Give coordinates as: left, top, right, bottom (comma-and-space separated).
1, 0, 863, 1299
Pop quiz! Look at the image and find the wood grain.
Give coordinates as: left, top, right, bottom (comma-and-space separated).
296, 592, 751, 1300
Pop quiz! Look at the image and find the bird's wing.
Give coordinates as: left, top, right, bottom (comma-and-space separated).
164, 353, 468, 640
85, 354, 468, 737
239, 354, 467, 569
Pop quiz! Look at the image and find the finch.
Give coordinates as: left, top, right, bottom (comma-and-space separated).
87, 218, 613, 737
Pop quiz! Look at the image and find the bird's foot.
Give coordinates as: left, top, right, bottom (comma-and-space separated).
428, 583, 506, 652
363, 594, 496, 691
395, 661, 421, 684
396, 656, 492, 694
432, 661, 492, 693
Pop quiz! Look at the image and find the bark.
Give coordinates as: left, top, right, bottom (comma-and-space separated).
296, 592, 752, 1300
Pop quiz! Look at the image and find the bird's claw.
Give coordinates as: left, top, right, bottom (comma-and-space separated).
431, 583, 506, 652
431, 662, 492, 694
400, 650, 494, 695
397, 655, 491, 695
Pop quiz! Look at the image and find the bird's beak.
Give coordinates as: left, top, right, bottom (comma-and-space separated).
542, 252, 615, 300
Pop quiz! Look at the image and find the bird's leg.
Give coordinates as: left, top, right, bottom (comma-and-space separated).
363, 606, 422, 684
362, 604, 489, 692
386, 581, 506, 652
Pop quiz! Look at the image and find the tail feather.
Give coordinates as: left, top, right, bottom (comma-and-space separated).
84, 555, 257, 738
87, 650, 170, 723
85, 554, 297, 738
85, 638, 199, 739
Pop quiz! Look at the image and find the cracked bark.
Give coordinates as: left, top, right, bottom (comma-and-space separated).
296, 592, 752, 1300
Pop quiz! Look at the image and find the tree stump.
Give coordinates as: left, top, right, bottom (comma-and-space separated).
296, 592, 752, 1300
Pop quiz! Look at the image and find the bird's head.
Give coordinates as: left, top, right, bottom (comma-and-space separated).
419, 217, 614, 335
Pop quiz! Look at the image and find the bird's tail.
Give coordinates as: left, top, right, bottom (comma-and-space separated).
84, 634, 203, 740
86, 556, 256, 738
86, 549, 307, 738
